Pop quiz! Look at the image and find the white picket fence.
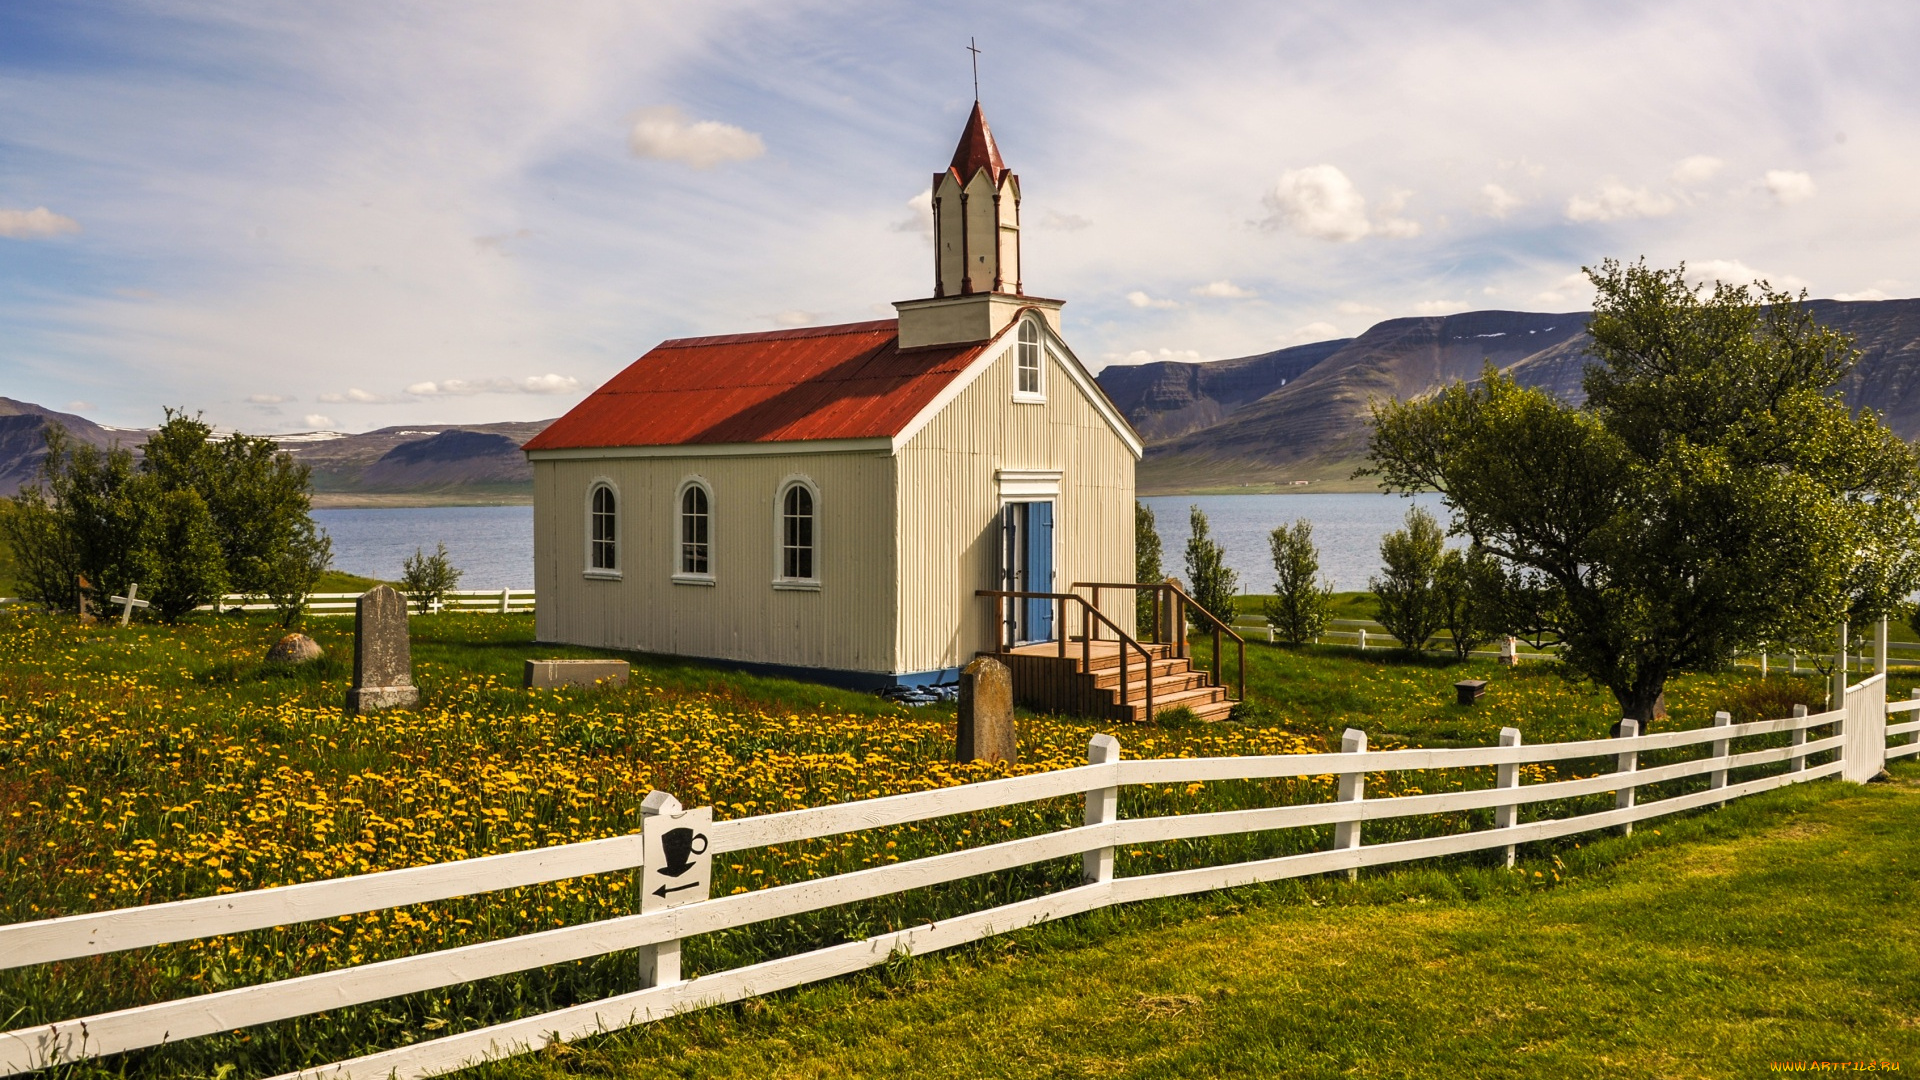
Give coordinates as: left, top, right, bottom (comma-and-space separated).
199, 589, 535, 616
2, 676, 1915, 1080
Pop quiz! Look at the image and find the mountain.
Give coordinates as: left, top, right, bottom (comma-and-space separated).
0, 404, 553, 504
0, 398, 142, 497
1098, 298, 1920, 494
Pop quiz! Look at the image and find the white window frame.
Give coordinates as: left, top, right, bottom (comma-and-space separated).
1013, 316, 1046, 403
583, 478, 622, 581
772, 475, 821, 591
673, 476, 716, 586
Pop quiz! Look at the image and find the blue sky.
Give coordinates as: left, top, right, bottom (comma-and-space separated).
2, 1, 1916, 432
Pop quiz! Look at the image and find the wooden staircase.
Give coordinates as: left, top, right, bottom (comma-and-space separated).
989, 639, 1236, 723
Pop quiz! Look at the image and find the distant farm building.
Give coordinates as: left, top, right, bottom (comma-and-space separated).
523, 105, 1142, 688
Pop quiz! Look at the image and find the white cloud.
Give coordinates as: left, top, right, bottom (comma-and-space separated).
473, 228, 532, 256
1336, 301, 1383, 316
1191, 279, 1256, 299
318, 388, 393, 404
1478, 183, 1523, 218
247, 393, 290, 404
405, 374, 582, 396
1291, 321, 1339, 341
1414, 299, 1468, 316
1687, 259, 1805, 291
1670, 155, 1724, 185
1566, 182, 1678, 222
1834, 288, 1890, 302
626, 106, 765, 170
1372, 189, 1421, 238
772, 310, 816, 327
0, 206, 81, 239
1763, 170, 1816, 205
67, 400, 94, 411
1126, 290, 1180, 309
1038, 209, 1092, 231
303, 414, 333, 428
1262, 165, 1373, 242
890, 188, 933, 242
1106, 347, 1203, 366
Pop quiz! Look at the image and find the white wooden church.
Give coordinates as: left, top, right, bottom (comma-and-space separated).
523, 104, 1142, 688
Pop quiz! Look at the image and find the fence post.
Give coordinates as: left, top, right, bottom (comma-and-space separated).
1335, 727, 1366, 881
1911, 689, 1920, 752
1875, 617, 1889, 675
1760, 650, 1767, 677
1083, 734, 1121, 885
1495, 727, 1521, 867
1831, 621, 1849, 710
499, 588, 511, 614
1358, 627, 1368, 651
1611, 718, 1639, 836
635, 790, 713, 987
1709, 710, 1732, 807
1788, 704, 1809, 773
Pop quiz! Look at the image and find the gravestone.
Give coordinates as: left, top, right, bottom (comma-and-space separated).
346, 585, 418, 713
956, 655, 1017, 763
524, 659, 629, 690
1454, 679, 1487, 706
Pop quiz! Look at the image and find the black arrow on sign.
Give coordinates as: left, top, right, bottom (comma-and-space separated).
652, 880, 702, 899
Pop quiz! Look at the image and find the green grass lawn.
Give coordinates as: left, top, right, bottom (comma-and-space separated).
486, 765, 1920, 1080
3, 608, 1913, 1079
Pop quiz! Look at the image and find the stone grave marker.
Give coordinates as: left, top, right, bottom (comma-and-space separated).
524, 659, 629, 690
346, 585, 418, 713
956, 655, 1017, 763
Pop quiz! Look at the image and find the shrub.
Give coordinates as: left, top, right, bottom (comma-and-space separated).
1183, 505, 1237, 628
401, 542, 464, 614
1371, 505, 1446, 651
1264, 519, 1334, 644
1135, 501, 1164, 637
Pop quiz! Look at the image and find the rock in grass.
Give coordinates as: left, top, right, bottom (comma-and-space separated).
266, 633, 324, 666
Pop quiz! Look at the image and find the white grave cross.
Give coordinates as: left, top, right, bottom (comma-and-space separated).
108, 583, 151, 627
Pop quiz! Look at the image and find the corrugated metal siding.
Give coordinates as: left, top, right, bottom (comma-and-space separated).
533, 451, 899, 673
893, 339, 1137, 673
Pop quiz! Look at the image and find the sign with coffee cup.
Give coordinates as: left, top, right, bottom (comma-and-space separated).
640, 796, 713, 915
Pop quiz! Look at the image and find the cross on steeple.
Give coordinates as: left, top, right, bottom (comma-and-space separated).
967, 37, 981, 101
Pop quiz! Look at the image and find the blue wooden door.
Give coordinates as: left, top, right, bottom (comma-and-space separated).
1025, 501, 1053, 641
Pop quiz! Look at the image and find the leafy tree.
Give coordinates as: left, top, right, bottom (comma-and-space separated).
1367, 258, 1920, 722
1183, 505, 1237, 627
1433, 544, 1505, 660
1263, 519, 1334, 644
1371, 505, 1447, 651
1135, 501, 1165, 637
261, 519, 333, 627
129, 485, 228, 620
401, 542, 464, 614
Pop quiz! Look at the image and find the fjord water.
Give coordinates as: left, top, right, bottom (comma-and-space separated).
316, 495, 1446, 594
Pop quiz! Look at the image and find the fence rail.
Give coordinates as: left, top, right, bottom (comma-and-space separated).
198, 589, 535, 616
0, 676, 1905, 1080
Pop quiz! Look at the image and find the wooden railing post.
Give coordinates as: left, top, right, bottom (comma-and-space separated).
1876, 616, 1889, 675
1831, 621, 1849, 710
1335, 727, 1366, 881
1081, 599, 1091, 672
1495, 726, 1521, 867
1611, 718, 1639, 837
1083, 734, 1121, 885
1057, 596, 1067, 658
1709, 709, 1732, 807
1788, 705, 1809, 773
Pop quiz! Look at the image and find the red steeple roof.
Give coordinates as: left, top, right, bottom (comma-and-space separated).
947, 101, 1008, 182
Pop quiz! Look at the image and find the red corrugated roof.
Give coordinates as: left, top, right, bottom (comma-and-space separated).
522, 320, 991, 451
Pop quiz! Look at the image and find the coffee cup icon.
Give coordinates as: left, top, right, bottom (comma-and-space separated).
659, 826, 708, 878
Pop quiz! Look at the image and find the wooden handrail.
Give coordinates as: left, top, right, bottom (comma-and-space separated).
1074, 581, 1244, 704
976, 590, 1156, 721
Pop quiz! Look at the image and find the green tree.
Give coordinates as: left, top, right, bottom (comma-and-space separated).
260, 519, 333, 627
1135, 501, 1164, 637
129, 484, 228, 620
1183, 505, 1237, 627
1263, 519, 1334, 644
1371, 505, 1447, 651
1433, 544, 1505, 660
1367, 258, 1920, 722
401, 542, 464, 614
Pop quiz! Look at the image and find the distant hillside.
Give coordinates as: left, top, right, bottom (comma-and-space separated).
0, 403, 552, 504
0, 398, 141, 496
1097, 298, 1920, 494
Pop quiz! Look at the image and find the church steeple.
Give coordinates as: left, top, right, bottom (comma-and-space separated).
895, 104, 1061, 350
932, 103, 1020, 298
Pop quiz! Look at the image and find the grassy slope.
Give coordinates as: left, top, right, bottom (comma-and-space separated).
488, 767, 1920, 1080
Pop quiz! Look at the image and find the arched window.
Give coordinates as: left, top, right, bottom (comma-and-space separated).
679, 483, 710, 575
1015, 317, 1043, 397
589, 484, 617, 571
780, 483, 815, 581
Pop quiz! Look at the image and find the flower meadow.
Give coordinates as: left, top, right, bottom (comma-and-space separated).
0, 609, 1843, 1078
